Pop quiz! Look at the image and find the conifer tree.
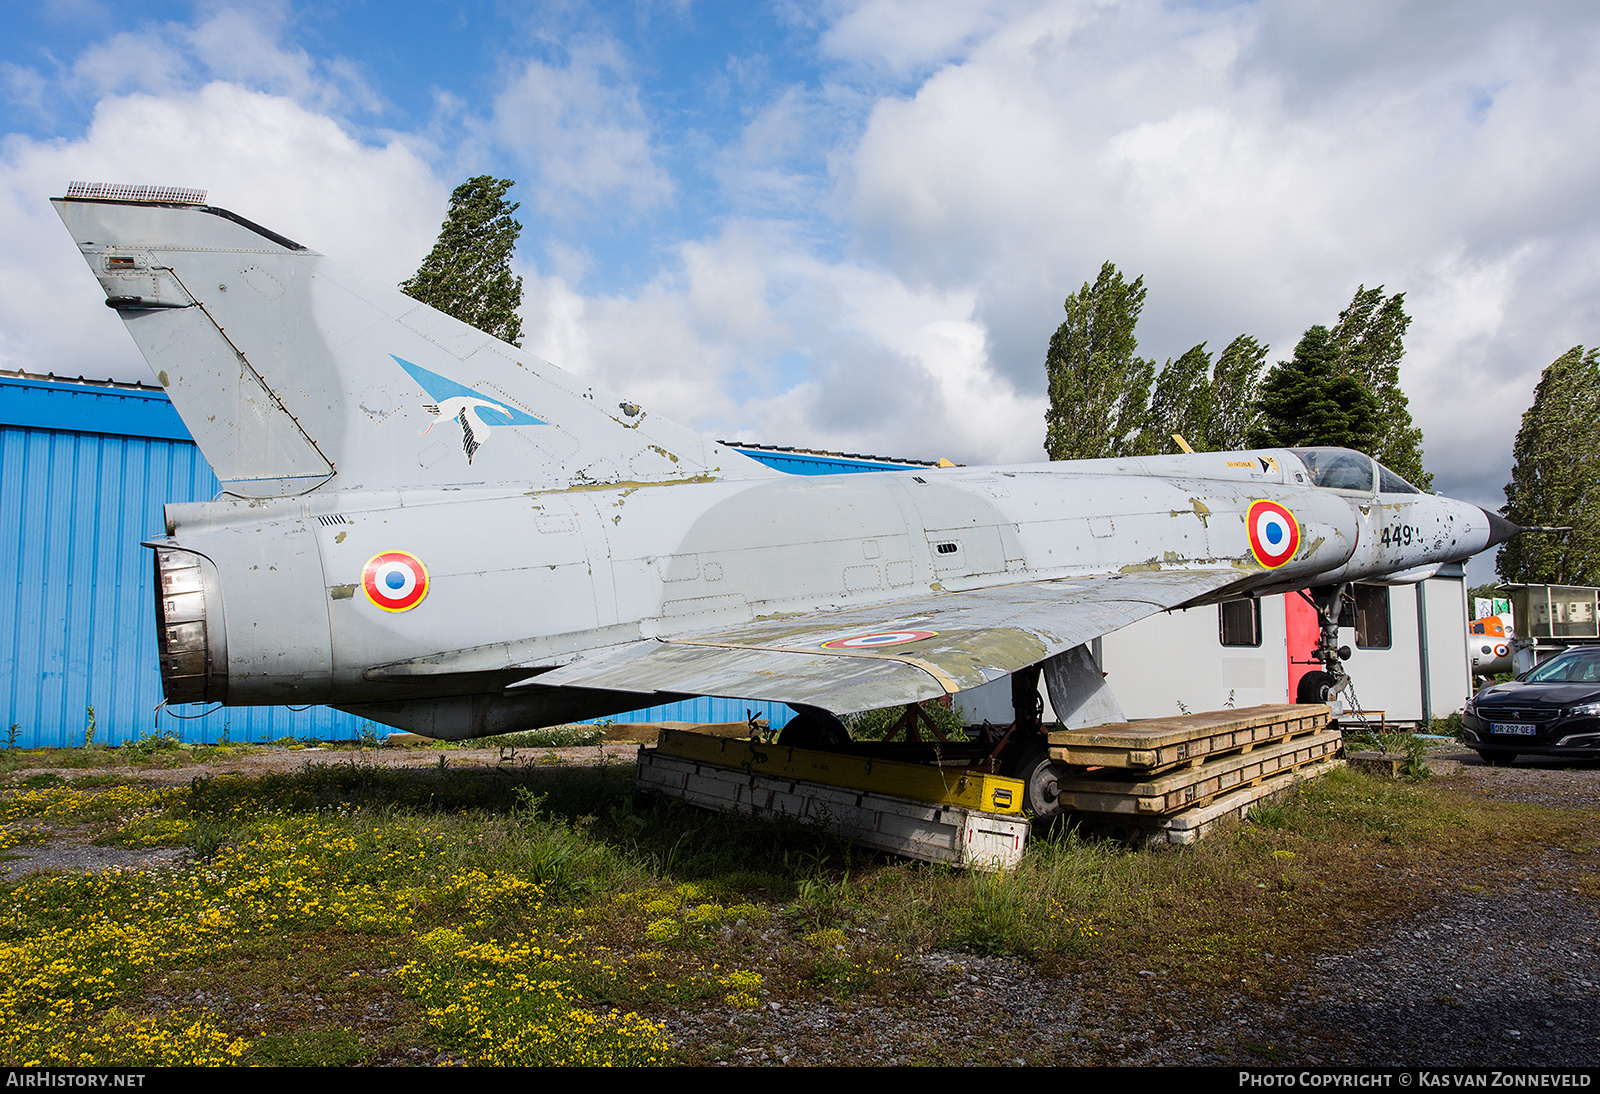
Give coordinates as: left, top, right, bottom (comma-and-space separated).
402, 176, 525, 346
1497, 346, 1600, 585
1251, 325, 1379, 451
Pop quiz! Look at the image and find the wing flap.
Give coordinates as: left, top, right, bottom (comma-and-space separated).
513, 568, 1241, 713
517, 642, 943, 713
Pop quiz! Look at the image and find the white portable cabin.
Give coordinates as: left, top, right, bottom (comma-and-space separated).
957, 564, 1473, 730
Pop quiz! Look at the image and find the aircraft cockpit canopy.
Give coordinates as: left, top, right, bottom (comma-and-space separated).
1377, 463, 1422, 495
1291, 447, 1423, 495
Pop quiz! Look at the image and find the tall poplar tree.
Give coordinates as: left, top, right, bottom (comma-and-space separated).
1144, 343, 1215, 452
1331, 286, 1430, 488
1497, 346, 1600, 586
402, 176, 525, 347
1140, 335, 1270, 454
1208, 334, 1269, 450
1043, 262, 1156, 460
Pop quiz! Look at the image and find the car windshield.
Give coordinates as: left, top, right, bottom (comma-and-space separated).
1291, 448, 1374, 492
1522, 649, 1600, 683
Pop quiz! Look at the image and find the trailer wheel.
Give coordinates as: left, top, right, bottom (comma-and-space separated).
778, 707, 851, 750
1006, 743, 1065, 820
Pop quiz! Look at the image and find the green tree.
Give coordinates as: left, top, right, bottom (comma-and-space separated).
1044, 262, 1156, 460
1496, 346, 1600, 586
402, 176, 525, 346
1140, 334, 1269, 454
1144, 343, 1215, 452
1208, 334, 1268, 450
1331, 286, 1430, 488
1251, 325, 1379, 451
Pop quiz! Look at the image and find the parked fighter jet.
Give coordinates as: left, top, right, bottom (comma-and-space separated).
55, 183, 1518, 809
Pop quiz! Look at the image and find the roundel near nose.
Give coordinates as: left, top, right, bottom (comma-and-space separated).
1247, 499, 1301, 568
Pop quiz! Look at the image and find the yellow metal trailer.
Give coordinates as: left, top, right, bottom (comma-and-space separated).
639, 729, 1030, 869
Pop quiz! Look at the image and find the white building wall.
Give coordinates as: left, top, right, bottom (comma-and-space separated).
1337, 585, 1423, 721
1099, 597, 1291, 719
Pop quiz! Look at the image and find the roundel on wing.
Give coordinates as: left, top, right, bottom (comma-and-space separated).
363, 550, 430, 612
1246, 500, 1301, 569
821, 630, 938, 650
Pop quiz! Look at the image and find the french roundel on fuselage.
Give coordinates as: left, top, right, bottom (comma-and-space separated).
1246, 500, 1301, 569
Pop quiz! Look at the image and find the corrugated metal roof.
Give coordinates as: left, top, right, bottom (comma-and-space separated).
0, 371, 190, 442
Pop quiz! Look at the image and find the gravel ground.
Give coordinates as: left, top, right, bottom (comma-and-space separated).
3, 744, 1596, 1067
667, 751, 1600, 1067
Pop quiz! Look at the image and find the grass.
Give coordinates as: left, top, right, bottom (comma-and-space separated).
0, 744, 1588, 1065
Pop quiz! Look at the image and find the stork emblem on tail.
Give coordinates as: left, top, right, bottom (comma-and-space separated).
392, 355, 546, 463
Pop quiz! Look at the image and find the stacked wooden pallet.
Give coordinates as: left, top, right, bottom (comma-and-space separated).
1048, 703, 1342, 845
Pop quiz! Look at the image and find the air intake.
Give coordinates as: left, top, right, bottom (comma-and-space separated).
66, 182, 207, 205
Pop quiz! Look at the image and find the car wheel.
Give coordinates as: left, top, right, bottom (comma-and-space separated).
1476, 750, 1517, 767
1296, 670, 1338, 704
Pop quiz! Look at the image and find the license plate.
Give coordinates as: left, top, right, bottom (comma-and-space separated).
1490, 722, 1537, 736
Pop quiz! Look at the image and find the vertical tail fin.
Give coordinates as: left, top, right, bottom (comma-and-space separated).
56, 187, 777, 496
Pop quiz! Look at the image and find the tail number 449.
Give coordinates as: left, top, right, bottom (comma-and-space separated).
1380, 524, 1422, 548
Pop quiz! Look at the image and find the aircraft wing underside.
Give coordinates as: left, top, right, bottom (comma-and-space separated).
511, 568, 1244, 714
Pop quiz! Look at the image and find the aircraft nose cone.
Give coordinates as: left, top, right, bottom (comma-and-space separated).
1481, 508, 1521, 548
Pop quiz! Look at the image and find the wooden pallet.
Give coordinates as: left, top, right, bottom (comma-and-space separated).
1051, 727, 1342, 816
637, 747, 1028, 870
1048, 703, 1331, 772
1071, 757, 1346, 846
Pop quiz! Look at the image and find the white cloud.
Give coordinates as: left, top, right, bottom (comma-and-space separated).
0, 83, 447, 380
1, 62, 51, 121
67, 29, 189, 100
489, 39, 672, 216
519, 223, 1045, 465
818, 0, 1051, 78
836, 0, 1600, 502
64, 4, 379, 115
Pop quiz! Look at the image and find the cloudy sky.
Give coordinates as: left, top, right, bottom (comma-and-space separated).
4, 1, 1597, 582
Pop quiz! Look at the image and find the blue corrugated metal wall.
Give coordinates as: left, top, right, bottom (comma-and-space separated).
1, 376, 814, 745
0, 416, 382, 745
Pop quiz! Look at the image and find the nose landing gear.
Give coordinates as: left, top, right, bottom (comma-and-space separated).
1295, 583, 1353, 705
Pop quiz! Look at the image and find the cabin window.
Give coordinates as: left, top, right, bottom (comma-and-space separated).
1219, 598, 1262, 647
1338, 584, 1392, 649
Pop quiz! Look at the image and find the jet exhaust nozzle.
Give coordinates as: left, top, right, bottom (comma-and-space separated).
152, 546, 227, 704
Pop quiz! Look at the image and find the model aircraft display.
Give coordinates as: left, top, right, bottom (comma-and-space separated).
55, 183, 1519, 803
1469, 614, 1514, 678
